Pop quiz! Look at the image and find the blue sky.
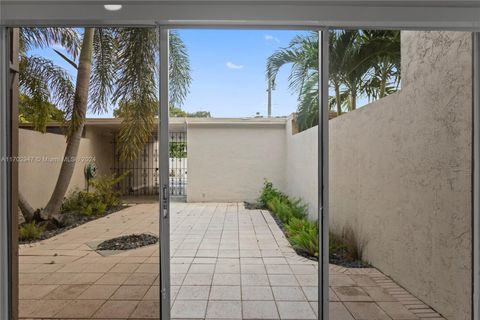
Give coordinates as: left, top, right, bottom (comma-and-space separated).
30, 29, 310, 119
176, 29, 309, 118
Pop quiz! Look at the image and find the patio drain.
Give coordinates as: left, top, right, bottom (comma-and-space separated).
95, 233, 158, 252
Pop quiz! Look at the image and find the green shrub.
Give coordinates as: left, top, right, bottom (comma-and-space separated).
19, 222, 44, 241
261, 180, 316, 257
61, 191, 107, 217
62, 173, 127, 217
90, 173, 127, 208
259, 180, 286, 207
288, 198, 308, 220
289, 224, 318, 257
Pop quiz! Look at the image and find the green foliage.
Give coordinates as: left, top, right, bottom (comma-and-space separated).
19, 222, 45, 241
260, 180, 313, 255
90, 173, 128, 208
266, 30, 401, 132
19, 94, 65, 132
259, 180, 287, 207
62, 173, 126, 216
61, 191, 107, 217
170, 141, 187, 158
169, 105, 211, 118
286, 218, 318, 257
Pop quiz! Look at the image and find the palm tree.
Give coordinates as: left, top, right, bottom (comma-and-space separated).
266, 30, 401, 131
266, 32, 319, 131
18, 28, 191, 221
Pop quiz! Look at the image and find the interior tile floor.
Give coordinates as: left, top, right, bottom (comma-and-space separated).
19, 202, 445, 319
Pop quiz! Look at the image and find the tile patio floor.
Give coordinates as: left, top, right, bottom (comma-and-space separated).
19, 202, 445, 319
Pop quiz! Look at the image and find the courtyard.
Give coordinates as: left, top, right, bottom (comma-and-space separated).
19, 202, 443, 319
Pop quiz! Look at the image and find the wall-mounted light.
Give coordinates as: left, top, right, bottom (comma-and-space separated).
104, 4, 123, 11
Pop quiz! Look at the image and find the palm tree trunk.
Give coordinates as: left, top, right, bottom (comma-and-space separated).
41, 28, 95, 221
350, 93, 357, 111
18, 191, 35, 223
334, 83, 342, 116
379, 65, 388, 98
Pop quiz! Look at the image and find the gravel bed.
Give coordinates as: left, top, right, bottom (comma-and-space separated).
96, 233, 159, 251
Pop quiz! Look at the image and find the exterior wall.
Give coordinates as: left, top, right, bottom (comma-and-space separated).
284, 119, 318, 220
187, 123, 286, 202
329, 31, 472, 320
19, 128, 113, 209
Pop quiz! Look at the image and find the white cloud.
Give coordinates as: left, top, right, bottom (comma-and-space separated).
226, 61, 244, 70
265, 34, 280, 43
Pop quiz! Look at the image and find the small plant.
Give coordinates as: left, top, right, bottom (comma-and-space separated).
261, 180, 316, 257
19, 222, 44, 241
259, 180, 287, 207
62, 173, 127, 217
90, 173, 128, 208
329, 224, 368, 263
61, 191, 107, 217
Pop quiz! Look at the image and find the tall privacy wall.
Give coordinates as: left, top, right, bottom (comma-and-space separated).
187, 119, 286, 202
329, 31, 472, 320
18, 128, 112, 209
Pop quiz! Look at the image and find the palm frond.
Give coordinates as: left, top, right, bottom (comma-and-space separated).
20, 28, 80, 58
89, 28, 117, 114
19, 55, 75, 115
113, 28, 158, 160
169, 31, 192, 106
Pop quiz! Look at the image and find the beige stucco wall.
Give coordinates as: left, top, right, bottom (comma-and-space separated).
187, 122, 286, 202
19, 128, 113, 209
284, 119, 318, 220
329, 31, 472, 320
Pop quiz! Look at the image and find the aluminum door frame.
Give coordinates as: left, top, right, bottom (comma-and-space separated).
159, 26, 171, 320
473, 32, 480, 320
0, 25, 479, 320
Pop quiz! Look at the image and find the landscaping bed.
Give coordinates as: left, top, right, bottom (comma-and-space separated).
19, 204, 128, 244
19, 173, 129, 244
96, 233, 158, 251
247, 180, 370, 268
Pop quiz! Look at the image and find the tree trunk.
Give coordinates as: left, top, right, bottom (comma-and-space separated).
334, 83, 342, 116
350, 92, 356, 111
41, 28, 95, 221
18, 191, 35, 223
379, 65, 388, 98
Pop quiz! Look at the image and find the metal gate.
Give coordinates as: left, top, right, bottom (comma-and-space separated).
112, 130, 187, 197
169, 131, 187, 197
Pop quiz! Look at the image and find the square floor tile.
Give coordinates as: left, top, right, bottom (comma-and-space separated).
56, 299, 105, 318
268, 274, 298, 286
209, 285, 241, 300
272, 286, 306, 301
276, 301, 316, 319
333, 286, 372, 302
330, 302, 355, 320
171, 300, 207, 318
242, 286, 274, 300
344, 302, 391, 320
110, 285, 149, 300
213, 273, 241, 286
130, 300, 160, 318
177, 285, 210, 300
206, 300, 242, 319
243, 300, 279, 319
93, 300, 138, 318
183, 273, 213, 286
242, 274, 269, 286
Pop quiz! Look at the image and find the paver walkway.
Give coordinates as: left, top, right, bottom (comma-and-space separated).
19, 202, 445, 319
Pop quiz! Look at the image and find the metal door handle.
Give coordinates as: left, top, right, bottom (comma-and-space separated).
162, 184, 169, 218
